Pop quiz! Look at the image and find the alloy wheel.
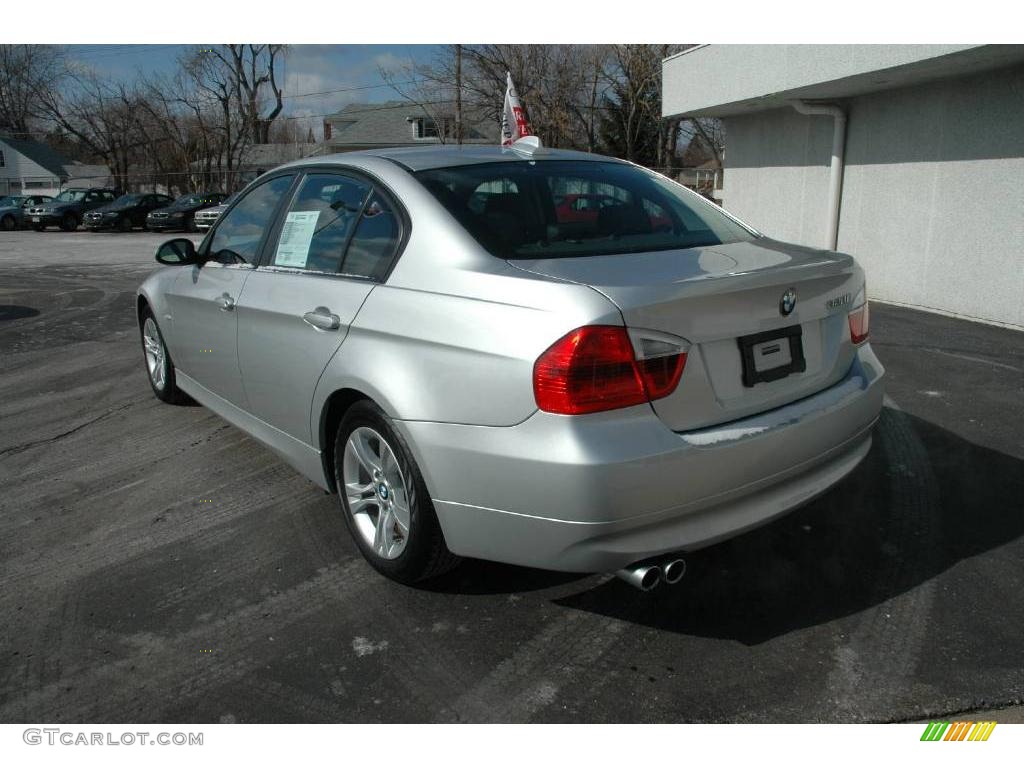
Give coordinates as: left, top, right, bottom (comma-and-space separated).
142, 317, 167, 391
342, 426, 411, 560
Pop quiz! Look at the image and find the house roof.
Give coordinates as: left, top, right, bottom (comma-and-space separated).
0, 137, 70, 177
325, 101, 497, 147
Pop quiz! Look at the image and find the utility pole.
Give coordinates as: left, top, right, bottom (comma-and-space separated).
455, 44, 463, 145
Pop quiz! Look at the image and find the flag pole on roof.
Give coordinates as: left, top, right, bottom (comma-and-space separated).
501, 72, 534, 147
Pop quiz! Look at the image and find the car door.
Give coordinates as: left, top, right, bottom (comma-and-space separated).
163, 174, 296, 409
235, 171, 404, 444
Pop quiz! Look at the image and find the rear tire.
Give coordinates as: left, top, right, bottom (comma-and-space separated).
140, 306, 188, 404
334, 401, 460, 584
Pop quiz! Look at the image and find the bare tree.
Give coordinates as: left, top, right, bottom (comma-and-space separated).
680, 117, 725, 168
0, 45, 67, 136
378, 52, 459, 144
206, 45, 286, 144
180, 48, 252, 191
38, 70, 147, 191
390, 44, 615, 151
139, 67, 223, 193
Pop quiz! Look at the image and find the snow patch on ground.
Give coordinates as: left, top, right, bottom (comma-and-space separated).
352, 637, 389, 657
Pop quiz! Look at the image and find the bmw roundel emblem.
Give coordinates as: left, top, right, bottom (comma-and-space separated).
780, 288, 797, 317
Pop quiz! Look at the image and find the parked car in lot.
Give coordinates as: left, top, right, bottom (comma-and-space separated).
0, 195, 52, 231
193, 194, 235, 231
146, 193, 226, 233
136, 143, 884, 588
83, 192, 175, 232
28, 188, 119, 231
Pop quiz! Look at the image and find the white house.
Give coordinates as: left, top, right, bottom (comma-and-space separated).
0, 136, 113, 197
662, 45, 1024, 330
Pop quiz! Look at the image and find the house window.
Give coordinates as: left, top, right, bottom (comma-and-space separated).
0, 150, 5, 167
412, 117, 453, 141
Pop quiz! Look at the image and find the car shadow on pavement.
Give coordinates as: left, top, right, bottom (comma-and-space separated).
550, 407, 1024, 644
438, 407, 1024, 643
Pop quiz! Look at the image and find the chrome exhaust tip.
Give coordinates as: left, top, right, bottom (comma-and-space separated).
615, 563, 662, 591
661, 558, 687, 585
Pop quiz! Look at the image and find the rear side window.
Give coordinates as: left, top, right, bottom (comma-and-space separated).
341, 192, 401, 280
415, 160, 753, 259
209, 175, 294, 265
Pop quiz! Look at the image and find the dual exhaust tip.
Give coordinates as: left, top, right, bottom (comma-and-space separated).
615, 557, 686, 591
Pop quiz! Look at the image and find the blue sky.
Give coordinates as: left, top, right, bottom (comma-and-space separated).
65, 44, 443, 125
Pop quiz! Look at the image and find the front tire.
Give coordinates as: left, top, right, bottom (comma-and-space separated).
334, 401, 460, 584
60, 212, 78, 232
140, 307, 187, 404
1, 214, 15, 231
118, 216, 133, 233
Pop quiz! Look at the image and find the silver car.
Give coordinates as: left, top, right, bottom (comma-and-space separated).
194, 195, 235, 231
137, 144, 884, 589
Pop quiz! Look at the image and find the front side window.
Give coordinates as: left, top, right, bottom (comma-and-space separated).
415, 160, 754, 260
208, 175, 294, 265
54, 190, 87, 202
270, 174, 371, 273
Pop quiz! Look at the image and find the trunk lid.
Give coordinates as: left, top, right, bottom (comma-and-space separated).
510, 237, 864, 431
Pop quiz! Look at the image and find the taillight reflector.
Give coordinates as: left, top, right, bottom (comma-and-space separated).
849, 301, 870, 344
533, 326, 687, 415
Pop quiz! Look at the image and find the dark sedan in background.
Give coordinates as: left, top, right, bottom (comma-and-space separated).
146, 193, 226, 232
83, 193, 175, 232
28, 188, 120, 231
0, 195, 52, 231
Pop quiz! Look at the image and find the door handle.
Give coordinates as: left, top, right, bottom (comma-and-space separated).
218, 293, 235, 311
302, 307, 341, 331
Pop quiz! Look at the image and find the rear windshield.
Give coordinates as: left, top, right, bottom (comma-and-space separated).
414, 160, 754, 259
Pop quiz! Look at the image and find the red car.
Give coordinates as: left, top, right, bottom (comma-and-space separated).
555, 193, 673, 231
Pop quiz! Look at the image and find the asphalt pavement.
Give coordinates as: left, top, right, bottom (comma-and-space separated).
0, 229, 1021, 723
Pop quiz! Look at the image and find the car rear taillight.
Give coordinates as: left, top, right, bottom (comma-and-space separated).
849, 300, 870, 345
533, 326, 688, 415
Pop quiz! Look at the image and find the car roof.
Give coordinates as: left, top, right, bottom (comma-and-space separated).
280, 144, 630, 173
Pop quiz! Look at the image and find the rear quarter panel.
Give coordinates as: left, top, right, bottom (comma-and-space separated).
309, 156, 622, 434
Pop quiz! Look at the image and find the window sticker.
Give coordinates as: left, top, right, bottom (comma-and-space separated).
275, 210, 320, 268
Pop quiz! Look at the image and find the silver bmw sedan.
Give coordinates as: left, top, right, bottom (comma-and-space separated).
137, 143, 884, 589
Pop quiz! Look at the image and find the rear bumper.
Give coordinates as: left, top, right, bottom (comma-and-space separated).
397, 343, 885, 573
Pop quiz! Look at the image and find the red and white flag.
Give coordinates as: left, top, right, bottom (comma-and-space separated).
501, 72, 532, 146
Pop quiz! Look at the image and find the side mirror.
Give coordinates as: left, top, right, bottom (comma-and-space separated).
155, 238, 197, 265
